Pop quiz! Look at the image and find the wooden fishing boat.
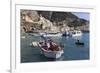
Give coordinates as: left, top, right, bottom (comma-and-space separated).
38, 42, 64, 59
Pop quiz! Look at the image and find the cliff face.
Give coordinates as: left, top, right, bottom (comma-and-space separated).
51, 12, 78, 22
21, 10, 40, 22
41, 11, 89, 28
21, 10, 89, 33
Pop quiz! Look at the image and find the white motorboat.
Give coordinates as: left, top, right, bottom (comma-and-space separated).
38, 42, 64, 58
40, 32, 62, 37
62, 31, 70, 37
70, 30, 82, 37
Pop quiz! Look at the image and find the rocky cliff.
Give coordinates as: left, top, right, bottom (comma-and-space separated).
21, 10, 89, 33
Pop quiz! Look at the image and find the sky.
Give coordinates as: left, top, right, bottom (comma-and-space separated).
72, 12, 90, 21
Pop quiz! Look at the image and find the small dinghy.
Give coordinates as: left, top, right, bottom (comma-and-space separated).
38, 41, 64, 59
75, 40, 84, 46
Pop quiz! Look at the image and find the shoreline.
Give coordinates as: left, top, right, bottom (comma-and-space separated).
23, 30, 89, 34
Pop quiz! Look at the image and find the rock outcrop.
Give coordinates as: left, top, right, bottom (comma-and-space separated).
20, 10, 89, 33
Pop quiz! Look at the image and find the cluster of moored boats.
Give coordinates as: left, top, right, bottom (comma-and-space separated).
29, 30, 82, 37
40, 30, 82, 38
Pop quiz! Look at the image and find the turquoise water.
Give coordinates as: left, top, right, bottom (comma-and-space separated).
21, 32, 89, 63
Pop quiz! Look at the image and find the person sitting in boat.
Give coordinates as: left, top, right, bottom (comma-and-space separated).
77, 40, 80, 43
42, 40, 49, 50
48, 39, 59, 51
75, 40, 84, 45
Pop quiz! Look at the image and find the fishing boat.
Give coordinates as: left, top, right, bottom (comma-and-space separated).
40, 32, 62, 37
62, 31, 70, 37
70, 30, 82, 37
38, 41, 64, 59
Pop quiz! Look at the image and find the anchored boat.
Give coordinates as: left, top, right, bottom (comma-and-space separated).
75, 40, 84, 46
40, 32, 62, 37
70, 30, 82, 37
38, 41, 64, 59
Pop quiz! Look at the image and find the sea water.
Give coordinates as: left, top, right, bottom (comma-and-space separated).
21, 32, 89, 63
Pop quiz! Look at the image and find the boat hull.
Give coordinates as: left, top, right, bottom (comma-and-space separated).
72, 33, 82, 37
40, 32, 62, 37
41, 49, 64, 58
38, 43, 64, 59
70, 30, 82, 37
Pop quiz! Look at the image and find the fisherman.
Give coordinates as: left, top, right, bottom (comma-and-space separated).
77, 40, 80, 43
42, 40, 48, 50
48, 39, 59, 51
